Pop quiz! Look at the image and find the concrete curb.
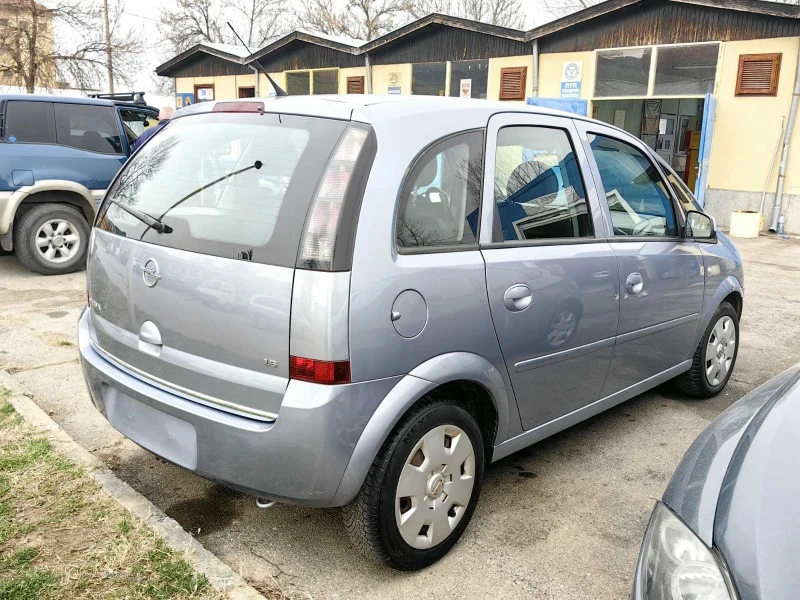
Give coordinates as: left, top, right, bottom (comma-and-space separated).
0, 370, 266, 600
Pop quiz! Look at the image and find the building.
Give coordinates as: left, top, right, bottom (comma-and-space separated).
0, 0, 55, 90
156, 0, 800, 233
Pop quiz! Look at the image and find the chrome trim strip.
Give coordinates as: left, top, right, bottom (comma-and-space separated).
616, 313, 699, 344
91, 342, 279, 421
515, 336, 616, 373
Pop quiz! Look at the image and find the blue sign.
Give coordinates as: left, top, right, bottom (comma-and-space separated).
176, 93, 194, 108
560, 81, 582, 99
526, 98, 589, 117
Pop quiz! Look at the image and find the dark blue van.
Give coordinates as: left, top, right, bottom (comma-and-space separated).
0, 94, 158, 274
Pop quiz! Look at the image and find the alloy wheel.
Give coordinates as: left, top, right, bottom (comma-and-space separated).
35, 219, 81, 264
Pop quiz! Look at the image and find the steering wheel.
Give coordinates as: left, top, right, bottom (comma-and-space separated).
632, 217, 656, 237
424, 186, 444, 202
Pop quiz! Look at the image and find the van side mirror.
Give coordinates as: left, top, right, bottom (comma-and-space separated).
685, 210, 716, 241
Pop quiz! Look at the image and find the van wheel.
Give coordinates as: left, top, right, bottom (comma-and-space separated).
674, 301, 739, 398
13, 204, 89, 275
342, 398, 484, 571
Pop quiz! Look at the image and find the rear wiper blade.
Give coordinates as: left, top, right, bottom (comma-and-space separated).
108, 199, 172, 234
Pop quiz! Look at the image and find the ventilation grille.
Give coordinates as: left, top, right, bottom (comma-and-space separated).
500, 67, 527, 101
346, 76, 365, 94
736, 54, 781, 96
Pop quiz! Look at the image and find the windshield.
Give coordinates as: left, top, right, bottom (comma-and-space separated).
96, 112, 348, 267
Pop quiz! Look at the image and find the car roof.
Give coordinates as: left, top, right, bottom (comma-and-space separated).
176, 94, 605, 128
0, 94, 157, 111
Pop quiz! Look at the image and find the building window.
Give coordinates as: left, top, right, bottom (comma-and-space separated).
286, 71, 310, 95
412, 62, 447, 96
238, 86, 255, 98
347, 76, 365, 94
654, 44, 719, 96
736, 53, 782, 96
312, 69, 338, 94
499, 67, 527, 101
595, 48, 652, 97
194, 84, 214, 102
450, 60, 488, 99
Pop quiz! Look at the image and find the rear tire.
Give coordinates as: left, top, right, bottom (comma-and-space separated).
342, 397, 484, 571
674, 301, 739, 398
13, 204, 89, 275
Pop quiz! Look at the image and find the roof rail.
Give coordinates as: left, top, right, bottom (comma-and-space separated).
88, 91, 147, 105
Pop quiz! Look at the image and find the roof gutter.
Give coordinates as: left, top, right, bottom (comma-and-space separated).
769, 41, 800, 233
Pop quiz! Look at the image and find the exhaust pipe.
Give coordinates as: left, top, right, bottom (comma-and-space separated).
255, 497, 277, 509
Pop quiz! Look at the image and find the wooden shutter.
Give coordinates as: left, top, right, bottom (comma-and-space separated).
736, 54, 781, 96
347, 76, 365, 94
499, 67, 527, 101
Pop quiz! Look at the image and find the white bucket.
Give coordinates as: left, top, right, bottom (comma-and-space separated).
729, 211, 761, 238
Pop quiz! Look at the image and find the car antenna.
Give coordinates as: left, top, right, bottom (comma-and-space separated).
227, 22, 288, 97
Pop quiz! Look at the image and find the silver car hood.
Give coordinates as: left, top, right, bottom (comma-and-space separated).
663, 363, 800, 599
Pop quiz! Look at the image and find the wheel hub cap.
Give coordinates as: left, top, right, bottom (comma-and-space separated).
52, 235, 64, 248
706, 316, 736, 386
427, 472, 445, 498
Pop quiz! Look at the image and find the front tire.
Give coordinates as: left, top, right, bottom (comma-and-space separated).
675, 301, 739, 398
13, 204, 89, 275
343, 397, 485, 570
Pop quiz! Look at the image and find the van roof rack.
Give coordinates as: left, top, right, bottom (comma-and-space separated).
88, 92, 147, 105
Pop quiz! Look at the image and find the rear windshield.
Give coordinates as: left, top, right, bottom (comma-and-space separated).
96, 112, 348, 267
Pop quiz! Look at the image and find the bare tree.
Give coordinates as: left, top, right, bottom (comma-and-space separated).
535, 0, 594, 19
295, 0, 415, 41
0, 0, 142, 92
412, 0, 525, 28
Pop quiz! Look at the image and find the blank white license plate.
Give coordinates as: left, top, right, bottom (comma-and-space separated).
104, 388, 198, 470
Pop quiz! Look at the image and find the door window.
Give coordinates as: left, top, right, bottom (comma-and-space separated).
494, 126, 591, 241
588, 133, 678, 237
3, 101, 56, 144
54, 103, 122, 154
396, 131, 483, 249
119, 108, 157, 143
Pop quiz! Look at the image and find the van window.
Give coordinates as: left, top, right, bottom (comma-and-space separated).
96, 112, 350, 268
588, 133, 678, 237
54, 103, 121, 154
396, 131, 483, 250
494, 126, 591, 241
3, 101, 56, 144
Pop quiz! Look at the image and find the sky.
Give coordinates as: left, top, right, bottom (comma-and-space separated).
119, 0, 559, 107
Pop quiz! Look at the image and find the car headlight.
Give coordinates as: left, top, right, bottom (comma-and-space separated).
637, 502, 737, 600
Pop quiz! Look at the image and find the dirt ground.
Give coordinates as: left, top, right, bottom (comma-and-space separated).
1, 235, 799, 599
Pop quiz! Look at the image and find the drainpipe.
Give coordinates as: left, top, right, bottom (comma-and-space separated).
249, 65, 260, 97
364, 53, 373, 94
531, 39, 539, 98
769, 48, 800, 232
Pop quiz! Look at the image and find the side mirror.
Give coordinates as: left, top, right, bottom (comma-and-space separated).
685, 210, 716, 240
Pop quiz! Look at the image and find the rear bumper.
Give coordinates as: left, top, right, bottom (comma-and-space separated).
78, 308, 402, 507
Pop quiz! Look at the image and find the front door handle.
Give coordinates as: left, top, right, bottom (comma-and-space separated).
625, 272, 645, 296
503, 284, 532, 312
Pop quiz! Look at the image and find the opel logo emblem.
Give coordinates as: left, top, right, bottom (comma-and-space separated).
141, 258, 161, 288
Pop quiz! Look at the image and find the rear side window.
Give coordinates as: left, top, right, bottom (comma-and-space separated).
54, 104, 122, 154
588, 134, 678, 237
3, 101, 56, 144
96, 112, 349, 268
396, 131, 484, 250
494, 125, 591, 241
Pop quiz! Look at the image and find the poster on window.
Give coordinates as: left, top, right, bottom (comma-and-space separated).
460, 79, 472, 98
197, 87, 214, 101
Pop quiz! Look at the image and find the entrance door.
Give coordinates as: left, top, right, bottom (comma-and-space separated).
656, 113, 676, 165
575, 121, 705, 396
695, 94, 716, 206
480, 113, 620, 430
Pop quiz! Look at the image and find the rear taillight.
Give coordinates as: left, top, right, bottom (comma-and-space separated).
212, 101, 265, 113
297, 127, 368, 270
289, 356, 351, 385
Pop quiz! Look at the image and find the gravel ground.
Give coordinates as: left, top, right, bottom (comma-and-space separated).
1, 234, 798, 599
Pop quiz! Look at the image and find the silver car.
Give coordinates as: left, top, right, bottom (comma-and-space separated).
78, 96, 743, 570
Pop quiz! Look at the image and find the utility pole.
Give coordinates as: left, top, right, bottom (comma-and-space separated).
103, 0, 114, 93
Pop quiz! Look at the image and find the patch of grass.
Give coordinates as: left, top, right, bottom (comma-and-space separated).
1, 547, 38, 569
118, 517, 132, 536
57, 340, 73, 347
0, 438, 53, 471
0, 567, 59, 600
133, 540, 210, 599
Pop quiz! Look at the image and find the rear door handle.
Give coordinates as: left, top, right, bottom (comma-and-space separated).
503, 284, 532, 312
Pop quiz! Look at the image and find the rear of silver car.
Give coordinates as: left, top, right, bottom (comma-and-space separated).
78, 101, 385, 505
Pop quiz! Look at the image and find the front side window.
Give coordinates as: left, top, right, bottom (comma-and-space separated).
120, 108, 157, 140
588, 133, 678, 237
396, 131, 483, 249
3, 101, 56, 144
54, 103, 121, 154
96, 113, 350, 267
665, 169, 701, 213
494, 126, 591, 241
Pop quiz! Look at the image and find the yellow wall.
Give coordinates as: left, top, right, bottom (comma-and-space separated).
538, 51, 595, 100
487, 55, 534, 102
338, 66, 367, 94
371, 63, 412, 95
175, 73, 282, 102
708, 37, 800, 194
